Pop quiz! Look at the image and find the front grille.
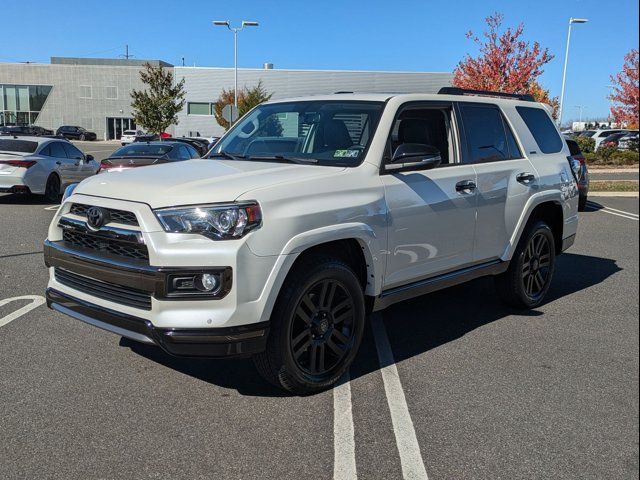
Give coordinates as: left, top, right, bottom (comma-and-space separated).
62, 230, 149, 261
55, 268, 152, 310
70, 203, 139, 226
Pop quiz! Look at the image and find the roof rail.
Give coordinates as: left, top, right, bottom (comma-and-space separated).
438, 87, 535, 102
334, 91, 354, 94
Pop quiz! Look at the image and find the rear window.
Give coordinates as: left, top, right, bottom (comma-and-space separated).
566, 139, 582, 156
516, 106, 563, 154
0, 139, 39, 153
111, 143, 173, 157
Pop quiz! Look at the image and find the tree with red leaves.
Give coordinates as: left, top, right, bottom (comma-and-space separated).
453, 13, 558, 117
609, 49, 639, 128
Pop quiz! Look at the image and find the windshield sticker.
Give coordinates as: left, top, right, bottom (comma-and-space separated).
334, 149, 360, 158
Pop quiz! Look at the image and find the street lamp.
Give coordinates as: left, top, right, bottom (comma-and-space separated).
574, 105, 587, 122
213, 20, 260, 113
558, 17, 588, 126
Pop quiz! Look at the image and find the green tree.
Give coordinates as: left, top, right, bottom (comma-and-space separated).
131, 63, 186, 135
213, 81, 276, 131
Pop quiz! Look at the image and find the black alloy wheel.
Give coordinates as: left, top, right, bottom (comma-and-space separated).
289, 279, 356, 376
44, 174, 60, 202
521, 232, 552, 302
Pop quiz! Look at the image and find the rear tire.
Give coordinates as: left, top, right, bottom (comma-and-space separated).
44, 174, 60, 203
79, 134, 86, 141
253, 255, 365, 395
578, 194, 587, 212
495, 221, 556, 309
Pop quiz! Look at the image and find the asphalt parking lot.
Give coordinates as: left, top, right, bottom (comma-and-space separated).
0, 187, 638, 479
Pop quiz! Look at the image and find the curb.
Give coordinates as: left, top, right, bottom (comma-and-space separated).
588, 192, 639, 197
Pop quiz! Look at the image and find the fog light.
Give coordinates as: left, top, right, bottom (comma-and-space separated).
195, 273, 219, 292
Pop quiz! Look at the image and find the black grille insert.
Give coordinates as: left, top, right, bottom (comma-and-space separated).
62, 230, 149, 261
70, 203, 139, 226
55, 268, 152, 310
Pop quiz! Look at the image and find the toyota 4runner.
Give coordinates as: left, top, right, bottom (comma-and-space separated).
44, 88, 580, 394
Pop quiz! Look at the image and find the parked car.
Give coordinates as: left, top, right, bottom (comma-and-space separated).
97, 141, 200, 173
56, 126, 98, 141
565, 137, 589, 211
120, 130, 144, 145
170, 137, 209, 157
0, 136, 98, 201
44, 89, 579, 394
618, 131, 639, 151
0, 125, 55, 136
597, 132, 629, 150
591, 129, 629, 150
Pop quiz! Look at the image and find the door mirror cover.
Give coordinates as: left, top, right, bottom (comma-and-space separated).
85, 154, 94, 163
386, 143, 442, 172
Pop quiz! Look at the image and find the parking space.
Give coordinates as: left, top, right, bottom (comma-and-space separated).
0, 195, 638, 479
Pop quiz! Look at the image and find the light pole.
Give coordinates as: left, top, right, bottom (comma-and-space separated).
558, 17, 588, 126
574, 105, 587, 122
213, 20, 259, 112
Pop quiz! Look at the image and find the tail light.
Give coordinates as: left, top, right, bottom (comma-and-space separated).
0, 160, 37, 168
98, 160, 112, 173
574, 154, 586, 166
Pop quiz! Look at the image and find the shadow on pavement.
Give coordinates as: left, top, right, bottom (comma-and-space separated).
125, 253, 621, 396
0, 192, 56, 205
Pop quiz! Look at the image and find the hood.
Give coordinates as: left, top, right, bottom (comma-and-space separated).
75, 159, 345, 208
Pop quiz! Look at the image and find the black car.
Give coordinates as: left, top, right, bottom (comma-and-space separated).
56, 125, 97, 141
98, 141, 200, 173
565, 137, 589, 211
0, 125, 55, 136
170, 137, 210, 157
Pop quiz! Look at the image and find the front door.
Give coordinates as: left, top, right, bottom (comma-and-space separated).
380, 103, 478, 290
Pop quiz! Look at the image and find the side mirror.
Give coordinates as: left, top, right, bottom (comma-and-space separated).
385, 143, 442, 172
85, 154, 94, 163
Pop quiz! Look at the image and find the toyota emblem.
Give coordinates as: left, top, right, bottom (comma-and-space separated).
86, 207, 108, 230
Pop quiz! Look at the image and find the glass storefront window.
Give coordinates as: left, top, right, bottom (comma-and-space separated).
4, 87, 17, 111
187, 102, 212, 115
0, 84, 52, 125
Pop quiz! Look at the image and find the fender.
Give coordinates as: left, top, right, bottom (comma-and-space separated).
501, 189, 564, 261
255, 222, 384, 323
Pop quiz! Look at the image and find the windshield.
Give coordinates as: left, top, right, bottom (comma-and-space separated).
111, 143, 173, 157
0, 139, 38, 153
210, 100, 385, 166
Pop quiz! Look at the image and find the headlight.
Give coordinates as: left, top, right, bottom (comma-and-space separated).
154, 202, 262, 240
61, 183, 78, 203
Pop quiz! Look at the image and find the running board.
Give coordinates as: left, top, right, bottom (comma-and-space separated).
373, 260, 508, 311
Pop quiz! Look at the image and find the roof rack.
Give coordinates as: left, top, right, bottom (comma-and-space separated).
438, 87, 535, 102
334, 91, 354, 94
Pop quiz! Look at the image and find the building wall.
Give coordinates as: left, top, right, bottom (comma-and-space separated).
174, 67, 453, 137
1, 61, 453, 139
0, 62, 146, 139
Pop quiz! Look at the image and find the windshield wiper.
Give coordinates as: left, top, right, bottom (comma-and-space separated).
247, 155, 318, 165
209, 150, 245, 160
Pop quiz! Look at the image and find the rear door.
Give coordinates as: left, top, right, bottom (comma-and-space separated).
47, 141, 77, 185
457, 102, 536, 263
62, 142, 94, 180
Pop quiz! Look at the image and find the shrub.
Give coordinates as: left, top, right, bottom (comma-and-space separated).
609, 150, 640, 166
597, 144, 618, 161
575, 136, 595, 153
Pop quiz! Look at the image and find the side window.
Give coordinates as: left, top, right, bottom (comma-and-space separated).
186, 145, 199, 158
516, 106, 563, 154
49, 142, 69, 158
173, 145, 191, 160
460, 105, 509, 163
62, 142, 84, 160
504, 120, 523, 159
40, 144, 51, 156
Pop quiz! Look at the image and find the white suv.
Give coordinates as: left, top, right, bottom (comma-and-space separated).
44, 89, 579, 394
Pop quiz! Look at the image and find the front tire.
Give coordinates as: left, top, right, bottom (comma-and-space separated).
253, 256, 365, 395
79, 134, 86, 141
44, 174, 60, 203
495, 221, 556, 309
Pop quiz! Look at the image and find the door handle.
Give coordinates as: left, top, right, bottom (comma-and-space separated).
516, 172, 536, 185
55, 161, 62, 165
455, 180, 476, 193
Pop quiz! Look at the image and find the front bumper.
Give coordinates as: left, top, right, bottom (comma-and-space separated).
46, 288, 268, 358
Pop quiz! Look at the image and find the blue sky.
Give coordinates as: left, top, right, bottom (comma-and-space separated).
2, 0, 638, 120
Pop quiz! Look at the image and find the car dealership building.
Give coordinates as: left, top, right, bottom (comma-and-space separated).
0, 57, 453, 139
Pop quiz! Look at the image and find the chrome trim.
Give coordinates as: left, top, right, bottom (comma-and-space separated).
58, 216, 144, 244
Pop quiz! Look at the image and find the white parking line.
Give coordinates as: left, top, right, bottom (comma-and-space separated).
371, 313, 429, 480
586, 202, 639, 221
0, 295, 46, 328
44, 204, 60, 211
333, 371, 357, 480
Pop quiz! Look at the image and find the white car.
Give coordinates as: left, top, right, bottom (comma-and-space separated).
591, 128, 630, 149
44, 89, 579, 394
0, 136, 99, 201
120, 130, 144, 145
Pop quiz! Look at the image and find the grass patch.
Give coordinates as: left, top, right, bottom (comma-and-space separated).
590, 180, 639, 192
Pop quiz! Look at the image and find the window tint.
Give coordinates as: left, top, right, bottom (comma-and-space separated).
0, 139, 39, 153
566, 139, 581, 156
62, 142, 84, 159
173, 145, 191, 160
516, 106, 563, 154
49, 142, 68, 158
460, 105, 510, 163
40, 144, 51, 156
504, 120, 523, 159
185, 145, 199, 158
